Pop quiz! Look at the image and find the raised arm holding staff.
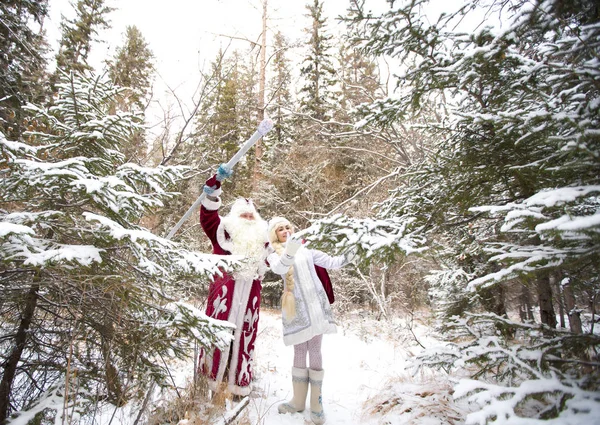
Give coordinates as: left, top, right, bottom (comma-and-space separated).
166, 118, 273, 240
182, 120, 274, 397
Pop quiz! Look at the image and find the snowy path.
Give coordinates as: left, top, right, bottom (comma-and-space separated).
245, 309, 412, 425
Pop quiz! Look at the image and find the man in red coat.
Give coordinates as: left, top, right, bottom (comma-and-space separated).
197, 168, 270, 397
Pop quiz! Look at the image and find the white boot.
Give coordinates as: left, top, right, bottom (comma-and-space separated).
278, 367, 309, 414
309, 368, 326, 424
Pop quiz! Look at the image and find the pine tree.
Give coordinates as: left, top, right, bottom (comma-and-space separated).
259, 1, 341, 225
191, 50, 259, 196
107, 25, 155, 164
263, 6, 410, 228
336, 43, 379, 118
331, 42, 392, 201
265, 31, 294, 151
107, 26, 154, 112
150, 50, 237, 246
299, 0, 338, 121
0, 0, 50, 139
192, 50, 238, 163
236, 50, 260, 150
0, 71, 235, 421
54, 0, 114, 75
337, 0, 600, 323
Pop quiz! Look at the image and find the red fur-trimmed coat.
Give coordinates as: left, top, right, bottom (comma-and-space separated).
197, 198, 269, 396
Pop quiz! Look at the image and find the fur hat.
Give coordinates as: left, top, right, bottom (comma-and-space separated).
218, 198, 266, 254
268, 216, 292, 244
228, 198, 259, 218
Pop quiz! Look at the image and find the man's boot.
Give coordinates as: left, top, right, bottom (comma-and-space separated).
278, 367, 309, 414
309, 368, 326, 424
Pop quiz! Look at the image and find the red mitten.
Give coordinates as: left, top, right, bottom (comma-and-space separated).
203, 174, 221, 195
205, 174, 220, 189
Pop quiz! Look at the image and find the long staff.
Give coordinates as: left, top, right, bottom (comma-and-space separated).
165, 119, 274, 240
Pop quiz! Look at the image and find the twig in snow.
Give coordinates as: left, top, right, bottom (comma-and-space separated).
214, 396, 249, 425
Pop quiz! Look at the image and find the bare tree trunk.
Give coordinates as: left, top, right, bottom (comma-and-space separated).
537, 274, 557, 329
479, 284, 508, 317
519, 283, 535, 323
551, 272, 565, 328
378, 269, 389, 320
496, 284, 507, 317
589, 289, 598, 335
100, 316, 124, 406
495, 284, 511, 337
563, 279, 583, 334
253, 0, 267, 193
0, 284, 39, 422
359, 266, 388, 320
381, 268, 388, 301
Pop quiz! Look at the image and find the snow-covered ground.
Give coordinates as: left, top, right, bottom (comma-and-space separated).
141, 307, 600, 425
245, 310, 458, 425
206, 308, 464, 425
76, 307, 466, 425
10, 306, 596, 424
250, 308, 409, 424
5, 306, 465, 425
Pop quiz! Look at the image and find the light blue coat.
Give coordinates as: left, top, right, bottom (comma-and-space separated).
268, 246, 347, 346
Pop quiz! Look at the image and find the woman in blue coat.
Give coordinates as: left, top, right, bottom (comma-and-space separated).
267, 217, 354, 424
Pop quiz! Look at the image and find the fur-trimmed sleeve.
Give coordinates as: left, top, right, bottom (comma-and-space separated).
200, 205, 222, 252
310, 249, 346, 269
267, 251, 294, 275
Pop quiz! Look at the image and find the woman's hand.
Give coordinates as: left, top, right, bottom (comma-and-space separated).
284, 235, 302, 257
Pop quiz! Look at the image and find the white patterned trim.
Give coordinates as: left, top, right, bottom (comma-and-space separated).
215, 223, 234, 253
308, 368, 324, 386
227, 276, 255, 394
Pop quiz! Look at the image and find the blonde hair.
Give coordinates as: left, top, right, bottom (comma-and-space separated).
268, 217, 296, 320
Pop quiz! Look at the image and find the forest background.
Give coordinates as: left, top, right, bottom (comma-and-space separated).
0, 0, 599, 424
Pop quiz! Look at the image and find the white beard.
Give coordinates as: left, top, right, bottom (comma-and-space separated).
219, 216, 268, 281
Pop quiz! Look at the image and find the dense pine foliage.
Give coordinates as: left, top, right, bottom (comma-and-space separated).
301, 0, 600, 422
0, 70, 236, 423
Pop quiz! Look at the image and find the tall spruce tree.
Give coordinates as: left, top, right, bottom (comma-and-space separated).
107, 25, 155, 164
107, 26, 154, 112
193, 50, 240, 165
331, 42, 392, 201
299, 0, 338, 121
54, 0, 114, 75
0, 71, 234, 422
343, 0, 600, 328
260, 0, 344, 226
191, 50, 259, 197
260, 31, 297, 220
0, 0, 49, 140
151, 50, 239, 246
236, 50, 260, 150
265, 31, 294, 151
336, 43, 379, 118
